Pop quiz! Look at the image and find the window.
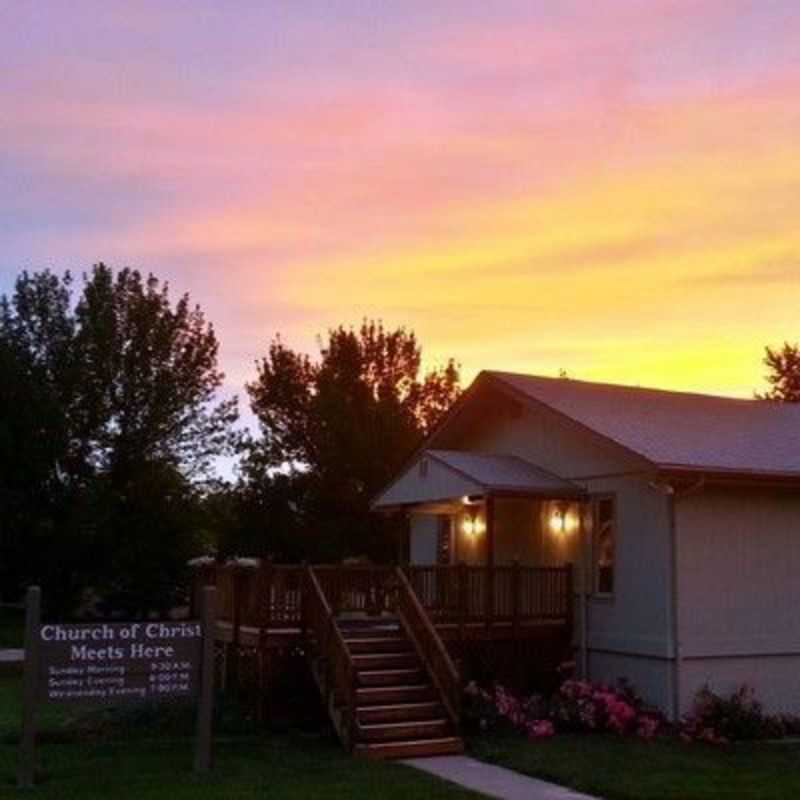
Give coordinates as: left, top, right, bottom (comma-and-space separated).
594, 497, 615, 595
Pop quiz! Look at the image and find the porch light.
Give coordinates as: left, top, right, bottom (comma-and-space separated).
549, 507, 566, 536
462, 512, 484, 538
549, 503, 577, 536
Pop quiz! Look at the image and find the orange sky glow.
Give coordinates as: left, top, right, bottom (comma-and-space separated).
2, 1, 799, 399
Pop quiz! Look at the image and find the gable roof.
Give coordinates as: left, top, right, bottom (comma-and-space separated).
484, 371, 800, 478
372, 448, 583, 509
428, 450, 584, 495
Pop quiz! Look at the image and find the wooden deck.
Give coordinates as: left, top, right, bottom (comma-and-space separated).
194, 562, 573, 647
195, 562, 573, 757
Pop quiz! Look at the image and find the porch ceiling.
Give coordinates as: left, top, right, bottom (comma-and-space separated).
372, 449, 585, 510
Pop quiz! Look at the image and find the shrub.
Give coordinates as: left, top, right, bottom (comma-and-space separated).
465, 678, 665, 740
680, 685, 800, 744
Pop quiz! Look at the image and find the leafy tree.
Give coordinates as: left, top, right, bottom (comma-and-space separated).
244, 321, 460, 561
759, 343, 800, 402
0, 264, 237, 613
74, 265, 239, 480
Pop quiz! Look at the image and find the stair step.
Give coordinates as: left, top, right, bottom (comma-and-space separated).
358, 668, 424, 687
353, 652, 419, 669
338, 625, 402, 639
359, 718, 450, 743
357, 702, 444, 725
337, 615, 399, 624
357, 684, 436, 705
354, 736, 464, 760
346, 637, 410, 653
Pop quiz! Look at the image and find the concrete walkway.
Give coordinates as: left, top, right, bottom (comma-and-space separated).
404, 755, 599, 800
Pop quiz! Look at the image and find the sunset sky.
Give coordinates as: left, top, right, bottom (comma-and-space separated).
2, 1, 799, 399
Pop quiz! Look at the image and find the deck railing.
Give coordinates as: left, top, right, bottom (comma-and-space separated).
302, 566, 357, 749
405, 563, 573, 629
394, 567, 462, 728
194, 561, 573, 636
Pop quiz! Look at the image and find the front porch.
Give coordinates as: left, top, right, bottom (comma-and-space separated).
194, 560, 574, 649
192, 559, 575, 758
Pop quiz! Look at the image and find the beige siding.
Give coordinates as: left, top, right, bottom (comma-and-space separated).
589, 652, 673, 712
676, 487, 800, 713
583, 474, 673, 661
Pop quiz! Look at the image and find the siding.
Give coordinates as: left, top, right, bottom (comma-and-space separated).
676, 487, 800, 713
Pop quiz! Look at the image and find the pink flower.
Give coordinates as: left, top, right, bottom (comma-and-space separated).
527, 719, 555, 739
637, 716, 660, 740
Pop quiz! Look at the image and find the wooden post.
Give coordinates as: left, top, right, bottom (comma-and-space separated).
18, 586, 41, 789
229, 567, 246, 689
485, 494, 495, 634
194, 586, 216, 774
458, 561, 467, 644
262, 557, 274, 632
565, 562, 575, 634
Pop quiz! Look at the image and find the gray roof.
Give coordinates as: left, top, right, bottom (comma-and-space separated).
428, 449, 583, 495
486, 371, 800, 477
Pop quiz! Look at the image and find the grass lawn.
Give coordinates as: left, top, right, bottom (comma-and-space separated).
470, 730, 800, 800
0, 676, 483, 799
0, 609, 24, 650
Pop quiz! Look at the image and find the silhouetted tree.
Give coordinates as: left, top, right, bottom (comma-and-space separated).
0, 265, 237, 613
759, 342, 800, 403
244, 321, 460, 561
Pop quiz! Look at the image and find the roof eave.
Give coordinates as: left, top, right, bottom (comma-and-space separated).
658, 464, 800, 487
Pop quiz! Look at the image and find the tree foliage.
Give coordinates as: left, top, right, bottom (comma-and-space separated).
759, 342, 800, 403
242, 321, 460, 561
0, 265, 236, 613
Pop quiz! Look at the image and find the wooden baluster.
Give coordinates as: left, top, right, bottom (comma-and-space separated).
565, 563, 574, 631
511, 559, 521, 638
458, 561, 467, 644
229, 566, 245, 689
262, 557, 274, 631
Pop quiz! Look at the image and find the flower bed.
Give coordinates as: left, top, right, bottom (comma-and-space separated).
465, 678, 664, 740
466, 678, 800, 745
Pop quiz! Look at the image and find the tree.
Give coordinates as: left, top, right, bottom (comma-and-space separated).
244, 321, 460, 561
0, 265, 237, 613
759, 343, 800, 402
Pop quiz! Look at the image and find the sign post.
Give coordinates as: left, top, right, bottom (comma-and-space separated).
194, 586, 216, 773
18, 585, 41, 789
17, 585, 217, 786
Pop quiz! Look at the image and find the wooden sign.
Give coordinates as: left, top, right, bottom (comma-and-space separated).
18, 586, 217, 788
39, 621, 202, 705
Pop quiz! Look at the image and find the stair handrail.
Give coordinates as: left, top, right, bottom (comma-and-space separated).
394, 566, 462, 729
303, 565, 358, 749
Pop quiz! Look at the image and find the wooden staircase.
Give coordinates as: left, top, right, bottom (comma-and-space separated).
342, 618, 463, 758
303, 567, 464, 759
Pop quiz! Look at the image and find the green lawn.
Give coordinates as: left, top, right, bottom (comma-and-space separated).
0, 609, 24, 650
470, 731, 800, 800
0, 676, 482, 799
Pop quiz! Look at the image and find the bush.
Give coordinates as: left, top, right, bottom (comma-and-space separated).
465, 678, 664, 740
680, 685, 800, 744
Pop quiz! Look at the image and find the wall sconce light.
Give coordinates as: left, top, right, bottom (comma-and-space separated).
549, 506, 566, 536
462, 511, 484, 538
549, 503, 576, 536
